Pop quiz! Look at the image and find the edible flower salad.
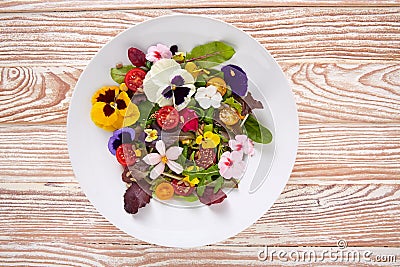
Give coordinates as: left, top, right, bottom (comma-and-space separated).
90, 41, 272, 214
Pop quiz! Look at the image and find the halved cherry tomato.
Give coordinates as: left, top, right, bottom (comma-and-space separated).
116, 144, 136, 166
207, 77, 227, 96
124, 68, 146, 93
171, 179, 195, 196
156, 106, 179, 130
219, 106, 240, 126
155, 182, 174, 200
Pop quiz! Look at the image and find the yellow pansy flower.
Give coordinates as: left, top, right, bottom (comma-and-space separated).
195, 131, 220, 149
119, 83, 128, 92
183, 166, 200, 187
182, 176, 199, 187
90, 86, 140, 131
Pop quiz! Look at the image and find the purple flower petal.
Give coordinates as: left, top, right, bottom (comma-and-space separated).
162, 86, 173, 99
171, 75, 185, 86
173, 86, 191, 105
108, 127, 136, 155
221, 64, 248, 96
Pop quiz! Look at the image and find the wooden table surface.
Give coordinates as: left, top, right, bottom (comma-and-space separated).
1, 1, 399, 266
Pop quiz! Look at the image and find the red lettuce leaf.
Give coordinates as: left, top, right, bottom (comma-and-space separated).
198, 186, 227, 206
124, 181, 152, 214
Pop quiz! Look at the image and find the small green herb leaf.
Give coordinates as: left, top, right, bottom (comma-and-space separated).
203, 124, 213, 133
183, 164, 219, 184
110, 65, 134, 84
244, 114, 273, 144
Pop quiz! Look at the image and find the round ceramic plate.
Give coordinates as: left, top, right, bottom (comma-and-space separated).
67, 15, 298, 248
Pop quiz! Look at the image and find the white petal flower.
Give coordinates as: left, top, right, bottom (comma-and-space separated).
170, 68, 194, 85
150, 162, 165, 179
146, 43, 172, 63
229, 135, 255, 156
218, 150, 245, 179
167, 160, 183, 174
143, 59, 180, 103
143, 59, 195, 110
165, 146, 183, 161
195, 85, 223, 109
142, 140, 184, 179
155, 139, 166, 155
143, 153, 161, 165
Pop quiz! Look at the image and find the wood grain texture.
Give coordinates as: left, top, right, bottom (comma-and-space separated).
0, 67, 78, 123
284, 63, 400, 123
1, 2, 400, 264
0, 124, 398, 184
0, 243, 399, 266
1, 8, 399, 65
0, 63, 399, 124
1, 182, 399, 248
1, 0, 400, 13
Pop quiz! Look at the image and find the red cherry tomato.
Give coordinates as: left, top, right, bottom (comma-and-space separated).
171, 179, 195, 196
124, 68, 146, 92
116, 144, 136, 166
156, 106, 179, 130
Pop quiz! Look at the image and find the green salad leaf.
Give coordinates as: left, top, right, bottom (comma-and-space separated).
137, 100, 154, 126
175, 194, 199, 202
184, 164, 220, 197
203, 107, 215, 124
244, 114, 273, 144
187, 41, 235, 68
110, 65, 134, 84
196, 184, 206, 197
176, 145, 188, 167
213, 176, 224, 193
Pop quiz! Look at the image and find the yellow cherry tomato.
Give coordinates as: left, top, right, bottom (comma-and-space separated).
219, 107, 240, 126
207, 77, 227, 96
185, 62, 199, 79
155, 182, 174, 200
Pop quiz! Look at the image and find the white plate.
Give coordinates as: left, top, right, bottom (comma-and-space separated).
67, 15, 298, 248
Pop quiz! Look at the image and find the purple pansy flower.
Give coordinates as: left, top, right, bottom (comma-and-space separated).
221, 64, 248, 96
108, 127, 136, 155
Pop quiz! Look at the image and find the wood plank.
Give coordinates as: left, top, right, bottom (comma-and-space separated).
0, 8, 399, 65
0, 242, 399, 266
284, 63, 400, 123
1, 183, 399, 247
0, 124, 398, 184
0, 66, 79, 124
291, 124, 400, 183
1, 0, 400, 13
1, 63, 399, 124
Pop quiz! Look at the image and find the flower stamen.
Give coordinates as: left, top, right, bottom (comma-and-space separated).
161, 156, 168, 164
